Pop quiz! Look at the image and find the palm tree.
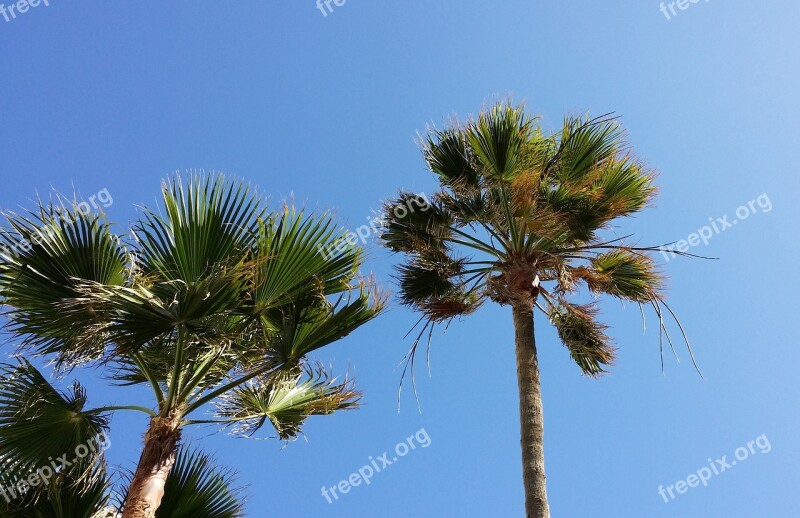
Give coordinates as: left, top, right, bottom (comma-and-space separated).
0, 174, 384, 517
380, 102, 697, 517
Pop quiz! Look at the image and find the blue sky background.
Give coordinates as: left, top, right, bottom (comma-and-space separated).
1, 1, 798, 516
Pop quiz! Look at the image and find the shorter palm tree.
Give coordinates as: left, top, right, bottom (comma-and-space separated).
380, 102, 699, 517
0, 174, 384, 517
0, 359, 245, 517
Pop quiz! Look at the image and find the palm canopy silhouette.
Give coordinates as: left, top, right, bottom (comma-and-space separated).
380, 102, 698, 517
0, 174, 384, 517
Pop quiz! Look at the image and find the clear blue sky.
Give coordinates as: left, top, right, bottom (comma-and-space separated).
1, 1, 798, 516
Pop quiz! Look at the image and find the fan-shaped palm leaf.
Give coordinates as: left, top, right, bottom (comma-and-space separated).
216, 365, 359, 440
0, 202, 127, 367
152, 447, 244, 518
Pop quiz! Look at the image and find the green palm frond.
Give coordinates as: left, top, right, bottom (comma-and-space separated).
593, 157, 655, 217
0, 360, 109, 488
153, 447, 244, 518
269, 285, 384, 364
466, 103, 534, 181
0, 203, 127, 367
252, 209, 361, 310
423, 127, 481, 189
216, 365, 360, 440
579, 249, 662, 302
0, 461, 112, 518
380, 193, 452, 255
133, 173, 262, 282
396, 257, 465, 308
69, 263, 250, 355
552, 114, 623, 184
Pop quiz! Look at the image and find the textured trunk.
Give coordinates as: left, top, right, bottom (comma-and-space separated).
512, 304, 550, 518
122, 416, 182, 518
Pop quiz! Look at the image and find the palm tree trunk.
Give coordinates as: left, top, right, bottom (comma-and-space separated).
122, 415, 182, 518
512, 304, 550, 518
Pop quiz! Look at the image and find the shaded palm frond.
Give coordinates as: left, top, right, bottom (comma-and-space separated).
395, 254, 468, 308
67, 261, 250, 356
548, 302, 616, 377
0, 203, 127, 368
380, 194, 452, 255
154, 447, 245, 518
0, 360, 110, 490
267, 285, 385, 365
422, 126, 482, 190
0, 460, 113, 518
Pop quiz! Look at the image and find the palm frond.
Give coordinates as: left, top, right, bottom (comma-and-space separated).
252, 209, 361, 310
422, 127, 481, 190
0, 360, 110, 490
215, 365, 359, 440
577, 249, 663, 302
548, 301, 616, 377
552, 114, 623, 184
133, 173, 262, 282
268, 285, 384, 364
0, 460, 112, 518
380, 193, 452, 255
466, 103, 534, 181
0, 202, 127, 367
154, 447, 244, 518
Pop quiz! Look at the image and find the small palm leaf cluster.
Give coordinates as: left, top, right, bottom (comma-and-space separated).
0, 174, 383, 516
381, 102, 697, 377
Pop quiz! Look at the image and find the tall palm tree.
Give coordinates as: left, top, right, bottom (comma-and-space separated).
0, 174, 384, 517
380, 102, 697, 517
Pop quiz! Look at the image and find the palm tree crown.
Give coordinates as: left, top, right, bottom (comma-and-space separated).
0, 174, 384, 516
383, 102, 695, 376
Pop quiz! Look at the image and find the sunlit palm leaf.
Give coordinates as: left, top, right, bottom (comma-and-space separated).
252, 209, 361, 310
466, 103, 534, 181
133, 174, 262, 283
579, 249, 662, 302
553, 114, 623, 184
216, 365, 359, 440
